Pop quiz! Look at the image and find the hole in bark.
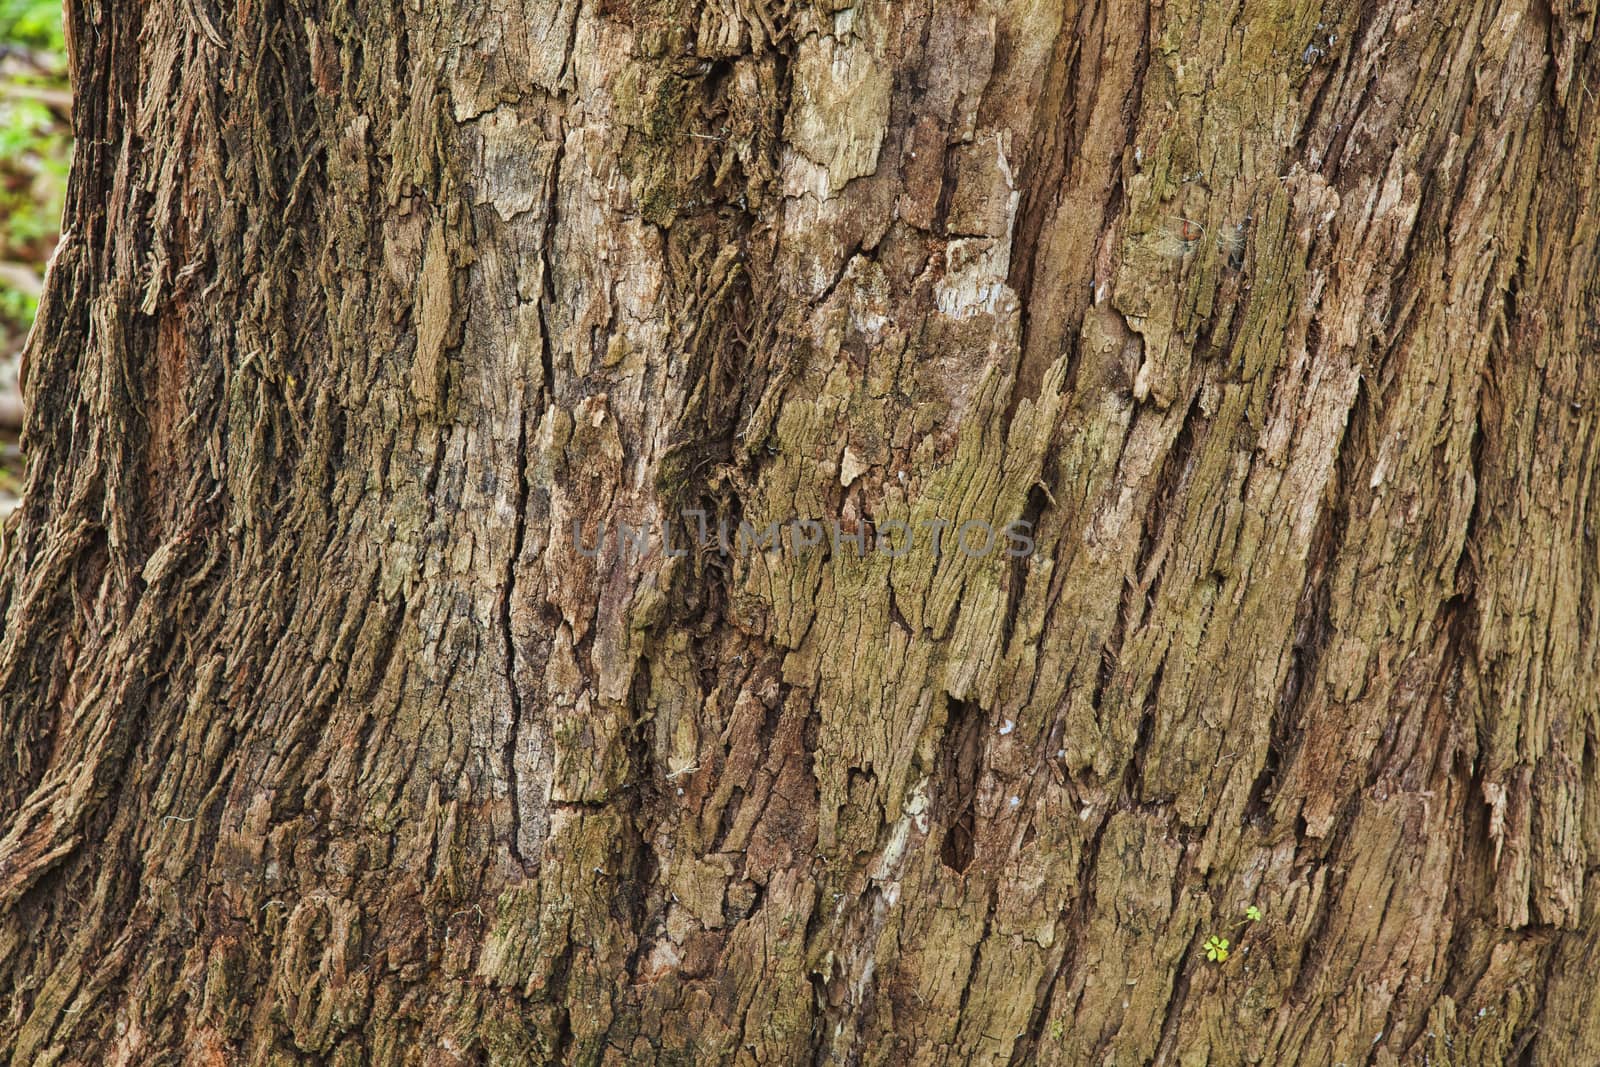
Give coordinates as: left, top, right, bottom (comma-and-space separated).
942, 812, 976, 873
888, 586, 914, 638
937, 696, 982, 873
713, 786, 743, 849
701, 58, 735, 96
1247, 489, 1339, 827
1120, 679, 1160, 804
1000, 482, 1050, 657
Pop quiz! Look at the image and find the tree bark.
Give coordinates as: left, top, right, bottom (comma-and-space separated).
3, 0, 1599, 1063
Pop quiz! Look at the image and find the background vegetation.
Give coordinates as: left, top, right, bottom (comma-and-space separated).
0, 0, 69, 515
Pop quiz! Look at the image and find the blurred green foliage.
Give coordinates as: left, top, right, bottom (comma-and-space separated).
1, 1, 66, 505
0, 0, 63, 47
0, 0, 68, 355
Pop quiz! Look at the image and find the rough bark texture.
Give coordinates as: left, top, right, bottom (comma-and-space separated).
3, 0, 1600, 1063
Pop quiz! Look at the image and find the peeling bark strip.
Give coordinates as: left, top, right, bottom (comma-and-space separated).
1, 0, 1598, 1063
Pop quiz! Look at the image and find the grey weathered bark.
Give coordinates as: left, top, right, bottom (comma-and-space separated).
3, 0, 1599, 1063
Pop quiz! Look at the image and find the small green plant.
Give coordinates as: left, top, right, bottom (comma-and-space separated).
1245, 904, 1262, 923
1204, 935, 1230, 963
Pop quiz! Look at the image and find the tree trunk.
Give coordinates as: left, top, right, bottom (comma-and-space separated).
3, 0, 1599, 1063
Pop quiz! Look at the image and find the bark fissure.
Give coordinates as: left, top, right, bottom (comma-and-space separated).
502, 403, 532, 871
